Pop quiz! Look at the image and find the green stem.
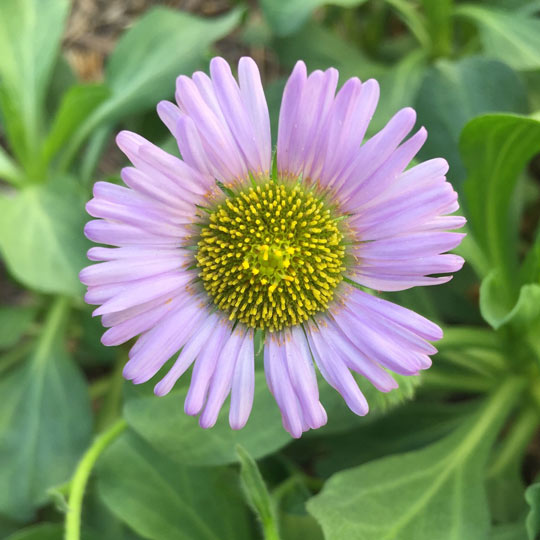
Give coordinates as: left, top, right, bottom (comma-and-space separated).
35, 296, 71, 367
95, 354, 126, 431
488, 405, 539, 478
263, 523, 280, 540
65, 419, 128, 540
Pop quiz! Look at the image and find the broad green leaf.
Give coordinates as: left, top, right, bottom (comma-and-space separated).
124, 372, 291, 466
462, 114, 540, 305
490, 522, 528, 540
63, 7, 242, 165
456, 4, 540, 71
236, 445, 280, 539
260, 0, 368, 36
0, 299, 92, 520
5, 524, 63, 540
43, 84, 110, 163
273, 20, 386, 83
416, 58, 527, 188
527, 483, 540, 540
97, 431, 252, 540
78, 482, 144, 540
307, 379, 522, 540
306, 400, 477, 478
0, 306, 36, 349
280, 513, 324, 540
0, 178, 89, 296
0, 0, 69, 162
0, 514, 21, 539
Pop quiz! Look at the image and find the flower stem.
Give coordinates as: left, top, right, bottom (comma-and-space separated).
65, 419, 127, 540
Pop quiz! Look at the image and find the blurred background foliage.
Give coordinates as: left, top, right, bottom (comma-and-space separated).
1, 0, 540, 539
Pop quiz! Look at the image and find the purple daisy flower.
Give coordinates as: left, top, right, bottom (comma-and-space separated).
80, 57, 465, 438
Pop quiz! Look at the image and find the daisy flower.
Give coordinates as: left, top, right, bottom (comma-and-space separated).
80, 57, 465, 438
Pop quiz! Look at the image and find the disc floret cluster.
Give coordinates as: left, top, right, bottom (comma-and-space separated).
196, 179, 346, 331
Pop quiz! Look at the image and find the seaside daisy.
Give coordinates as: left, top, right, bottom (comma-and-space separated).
80, 57, 465, 438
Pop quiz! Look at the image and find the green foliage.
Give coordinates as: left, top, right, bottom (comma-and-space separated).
5, 523, 63, 540
0, 179, 89, 296
0, 306, 36, 349
462, 114, 540, 325
260, 0, 368, 36
97, 431, 252, 540
0, 299, 92, 521
526, 483, 540, 540
124, 372, 292, 466
1, 0, 540, 539
236, 445, 280, 539
456, 4, 540, 71
0, 0, 69, 167
307, 380, 523, 540
416, 58, 528, 187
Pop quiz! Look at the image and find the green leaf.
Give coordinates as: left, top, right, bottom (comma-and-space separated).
0, 306, 36, 349
63, 7, 242, 167
0, 0, 69, 163
236, 445, 280, 539
280, 513, 324, 540
456, 4, 540, 71
0, 146, 22, 186
5, 523, 63, 540
462, 114, 540, 305
480, 278, 540, 331
273, 20, 386, 83
97, 431, 252, 540
260, 0, 368, 36
527, 483, 540, 540
307, 379, 523, 540
124, 372, 291, 466
308, 400, 477, 478
313, 371, 420, 436
0, 299, 92, 520
43, 84, 110, 164
416, 57, 528, 188
490, 522, 528, 540
0, 178, 90, 296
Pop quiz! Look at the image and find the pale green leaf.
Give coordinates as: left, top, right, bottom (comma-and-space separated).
307, 380, 522, 540
456, 4, 540, 71
0, 306, 36, 349
0, 0, 69, 161
97, 431, 252, 540
462, 114, 540, 306
43, 84, 110, 163
0, 178, 89, 296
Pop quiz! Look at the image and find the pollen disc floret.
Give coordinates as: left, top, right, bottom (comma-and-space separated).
196, 181, 346, 331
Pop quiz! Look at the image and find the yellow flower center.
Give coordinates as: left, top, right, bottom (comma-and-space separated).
196, 181, 346, 332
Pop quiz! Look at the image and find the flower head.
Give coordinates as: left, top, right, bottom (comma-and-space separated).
80, 57, 465, 438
